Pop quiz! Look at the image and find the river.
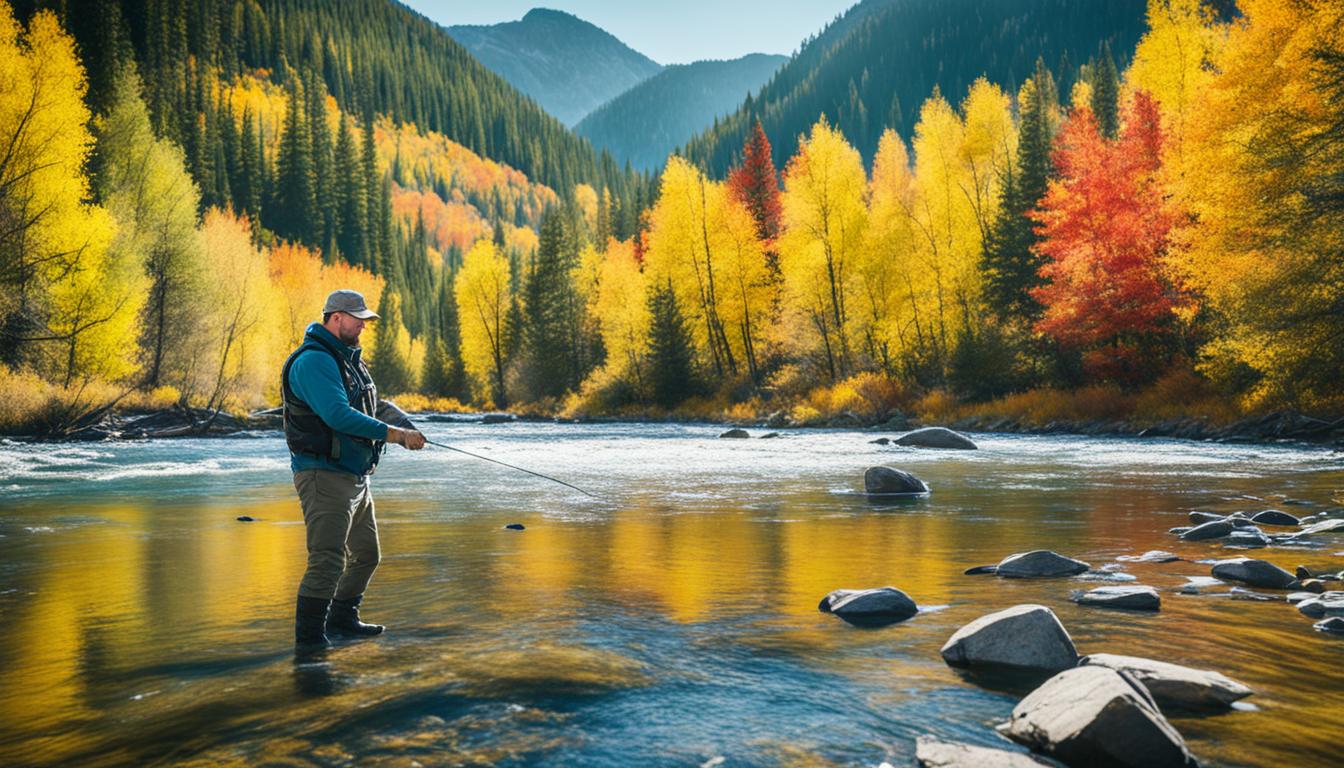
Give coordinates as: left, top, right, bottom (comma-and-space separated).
0, 422, 1341, 766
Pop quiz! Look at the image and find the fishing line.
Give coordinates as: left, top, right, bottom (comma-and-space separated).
424, 438, 602, 500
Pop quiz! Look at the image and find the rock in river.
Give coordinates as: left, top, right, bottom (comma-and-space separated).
1210, 557, 1299, 589
894, 427, 978, 450
819, 586, 918, 626
1117, 550, 1182, 564
941, 604, 1078, 673
914, 735, 1053, 767
1078, 653, 1253, 712
994, 550, 1090, 578
1073, 585, 1161, 611
864, 466, 929, 494
719, 428, 750, 439
1226, 529, 1271, 548
1252, 509, 1301, 527
1000, 666, 1198, 768
1180, 520, 1234, 541
1315, 616, 1344, 634
1296, 592, 1344, 619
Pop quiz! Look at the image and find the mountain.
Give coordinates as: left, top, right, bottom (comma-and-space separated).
448, 8, 663, 127
575, 53, 788, 172
682, 0, 1149, 175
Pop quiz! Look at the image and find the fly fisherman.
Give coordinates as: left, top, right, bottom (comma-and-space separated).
281, 289, 426, 648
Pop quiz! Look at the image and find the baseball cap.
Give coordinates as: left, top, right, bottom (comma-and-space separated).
322, 289, 379, 320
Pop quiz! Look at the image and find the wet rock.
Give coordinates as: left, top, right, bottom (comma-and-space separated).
1252, 509, 1301, 527
1210, 557, 1299, 589
759, 432, 780, 439
504, 523, 525, 530
481, 413, 514, 424
869, 437, 891, 445
821, 586, 919, 627
913, 736, 1053, 767
1118, 550, 1182, 564
1078, 653, 1253, 712
863, 466, 929, 494
1167, 526, 1193, 536
1188, 511, 1228, 526
1073, 585, 1160, 611
236, 515, 255, 522
940, 604, 1078, 673
1300, 579, 1327, 593
817, 589, 860, 612
1296, 592, 1344, 618
719, 428, 750, 439
1180, 520, 1234, 541
1226, 529, 1271, 548
1179, 576, 1224, 594
964, 565, 999, 575
1286, 591, 1316, 604
1314, 617, 1344, 634
1076, 571, 1138, 583
1230, 587, 1279, 601
894, 426, 978, 450
1000, 666, 1198, 768
995, 550, 1090, 578
1293, 518, 1344, 536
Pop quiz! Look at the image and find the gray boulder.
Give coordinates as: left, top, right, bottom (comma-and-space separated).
864, 466, 929, 494
1079, 653, 1253, 712
1315, 617, 1344, 634
914, 736, 1054, 767
1210, 558, 1299, 589
819, 586, 919, 626
895, 426, 978, 450
941, 604, 1078, 673
1073, 585, 1161, 611
1000, 666, 1198, 768
1226, 529, 1271, 548
719, 428, 750, 438
1251, 509, 1300, 527
1296, 592, 1344, 619
995, 550, 1090, 578
1180, 520, 1234, 541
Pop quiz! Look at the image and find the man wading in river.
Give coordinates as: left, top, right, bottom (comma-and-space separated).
282, 289, 426, 648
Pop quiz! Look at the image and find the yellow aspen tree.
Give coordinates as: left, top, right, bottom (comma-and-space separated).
1127, 0, 1227, 171
592, 239, 650, 386
644, 156, 737, 380
863, 129, 921, 373
958, 78, 1017, 255
454, 239, 512, 406
777, 117, 868, 381
710, 193, 772, 383
1173, 0, 1344, 406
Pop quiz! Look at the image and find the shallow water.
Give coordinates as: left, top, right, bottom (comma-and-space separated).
1, 423, 1342, 767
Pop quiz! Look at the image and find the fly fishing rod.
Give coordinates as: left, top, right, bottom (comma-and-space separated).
424, 438, 602, 500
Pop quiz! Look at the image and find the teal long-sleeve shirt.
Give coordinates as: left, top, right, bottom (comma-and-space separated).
287, 323, 391, 476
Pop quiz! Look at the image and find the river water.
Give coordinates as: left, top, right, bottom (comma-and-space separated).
0, 422, 1341, 767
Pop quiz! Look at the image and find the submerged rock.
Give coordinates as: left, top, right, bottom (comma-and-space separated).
1188, 511, 1228, 526
1296, 592, 1344, 618
719, 428, 750, 439
863, 466, 929, 494
1252, 509, 1301, 527
1117, 550, 1182, 564
995, 550, 1090, 578
1073, 585, 1161, 611
1079, 653, 1253, 712
869, 437, 891, 445
759, 432, 780, 439
1294, 518, 1344, 536
1001, 666, 1198, 768
1210, 557, 1299, 589
1315, 616, 1344, 634
895, 427, 978, 450
820, 586, 919, 626
1226, 529, 1272, 548
964, 565, 999, 575
913, 735, 1053, 767
504, 523, 525, 531
940, 604, 1078, 673
1180, 520, 1234, 541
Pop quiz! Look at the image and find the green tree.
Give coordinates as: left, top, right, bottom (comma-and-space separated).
367, 284, 415, 395
1090, 42, 1120, 139
646, 279, 698, 408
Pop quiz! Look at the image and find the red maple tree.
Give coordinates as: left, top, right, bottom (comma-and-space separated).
727, 118, 782, 244
1029, 91, 1182, 383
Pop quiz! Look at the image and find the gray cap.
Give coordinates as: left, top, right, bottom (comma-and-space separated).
322, 289, 379, 320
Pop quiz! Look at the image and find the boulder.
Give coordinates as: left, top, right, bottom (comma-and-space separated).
995, 550, 1090, 578
940, 604, 1078, 673
1210, 558, 1299, 589
1226, 529, 1271, 548
1073, 585, 1161, 611
895, 426, 978, 450
1188, 511, 1227, 526
481, 413, 514, 424
1251, 509, 1301, 527
1000, 666, 1198, 768
1296, 592, 1344, 619
1179, 520, 1234, 541
863, 466, 929, 494
759, 432, 780, 439
719, 428, 750, 439
1078, 654, 1253, 712
1315, 617, 1344, 634
820, 586, 919, 627
914, 736, 1053, 768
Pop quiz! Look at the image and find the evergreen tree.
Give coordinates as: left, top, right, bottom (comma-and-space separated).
646, 279, 698, 408
333, 113, 366, 266
273, 81, 315, 243
368, 284, 415, 395
421, 266, 469, 399
522, 210, 582, 398
1090, 42, 1120, 139
983, 58, 1059, 325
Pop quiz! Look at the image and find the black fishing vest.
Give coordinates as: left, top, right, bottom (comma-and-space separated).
281, 329, 384, 468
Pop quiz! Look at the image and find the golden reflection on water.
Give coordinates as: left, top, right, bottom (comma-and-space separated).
1, 476, 1343, 766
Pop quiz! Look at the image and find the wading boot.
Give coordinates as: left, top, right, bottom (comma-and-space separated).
327, 594, 385, 638
295, 595, 332, 648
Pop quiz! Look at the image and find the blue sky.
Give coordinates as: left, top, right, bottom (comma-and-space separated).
401, 1, 859, 64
